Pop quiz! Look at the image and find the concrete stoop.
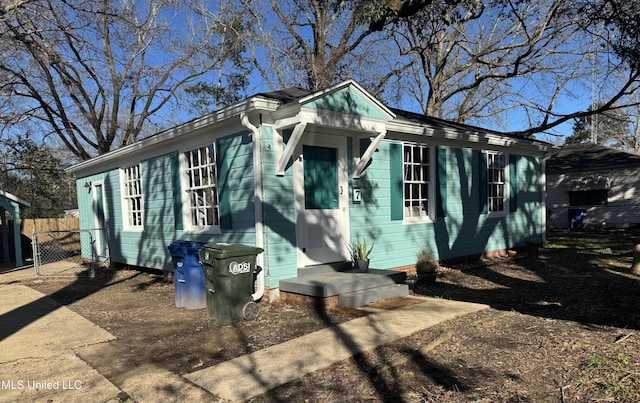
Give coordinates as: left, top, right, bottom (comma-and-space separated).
278, 263, 409, 308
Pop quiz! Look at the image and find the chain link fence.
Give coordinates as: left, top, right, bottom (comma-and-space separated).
32, 228, 109, 277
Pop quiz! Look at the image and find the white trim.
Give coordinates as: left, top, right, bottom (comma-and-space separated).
401, 143, 436, 225
66, 95, 283, 176
240, 112, 265, 301
277, 122, 307, 176
386, 118, 549, 156
178, 143, 222, 235
485, 151, 510, 218
541, 156, 549, 243
0, 190, 30, 207
294, 134, 350, 267
119, 164, 144, 232
90, 180, 108, 258
352, 130, 387, 179
274, 108, 389, 178
299, 108, 388, 133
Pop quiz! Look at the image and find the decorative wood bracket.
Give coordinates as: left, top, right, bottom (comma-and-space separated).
352, 130, 386, 179
276, 122, 307, 176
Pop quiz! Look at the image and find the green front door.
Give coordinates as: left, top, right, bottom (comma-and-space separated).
303, 145, 338, 210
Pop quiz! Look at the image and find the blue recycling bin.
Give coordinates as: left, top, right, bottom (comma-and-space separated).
168, 241, 207, 309
569, 208, 587, 230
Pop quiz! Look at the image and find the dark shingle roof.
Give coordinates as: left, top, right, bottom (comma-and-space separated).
390, 108, 510, 137
253, 87, 312, 103
546, 143, 640, 173
254, 88, 537, 141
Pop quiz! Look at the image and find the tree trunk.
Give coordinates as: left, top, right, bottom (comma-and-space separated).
631, 244, 640, 275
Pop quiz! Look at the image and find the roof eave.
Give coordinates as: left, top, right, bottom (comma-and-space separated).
387, 117, 550, 153
66, 98, 275, 175
0, 190, 30, 207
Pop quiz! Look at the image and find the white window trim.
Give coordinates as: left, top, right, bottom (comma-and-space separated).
120, 164, 144, 232
179, 143, 222, 235
486, 151, 509, 218
403, 142, 435, 224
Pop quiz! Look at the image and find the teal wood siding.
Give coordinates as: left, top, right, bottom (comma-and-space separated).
76, 172, 111, 262
76, 131, 257, 272
127, 154, 177, 269
349, 142, 544, 269
260, 126, 298, 288
215, 132, 258, 235
216, 136, 233, 229
305, 86, 388, 119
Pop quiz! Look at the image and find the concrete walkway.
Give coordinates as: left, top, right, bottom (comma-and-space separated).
1, 267, 488, 402
0, 278, 122, 402
186, 297, 488, 401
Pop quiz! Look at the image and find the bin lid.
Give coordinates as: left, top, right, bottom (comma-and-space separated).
168, 240, 208, 257
199, 243, 264, 259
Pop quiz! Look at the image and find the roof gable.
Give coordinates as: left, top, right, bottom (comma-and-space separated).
301, 82, 393, 120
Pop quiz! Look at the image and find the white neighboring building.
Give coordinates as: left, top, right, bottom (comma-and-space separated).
546, 143, 640, 229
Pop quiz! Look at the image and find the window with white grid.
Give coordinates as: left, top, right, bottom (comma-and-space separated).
403, 144, 430, 220
121, 164, 143, 230
183, 144, 220, 230
487, 152, 506, 213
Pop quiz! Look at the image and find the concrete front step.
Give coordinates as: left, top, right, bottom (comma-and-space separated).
339, 284, 409, 308
279, 270, 406, 297
278, 266, 408, 308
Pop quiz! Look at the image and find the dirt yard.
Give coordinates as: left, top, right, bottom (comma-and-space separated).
25, 229, 640, 402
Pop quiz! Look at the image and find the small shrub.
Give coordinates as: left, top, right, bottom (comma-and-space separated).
416, 250, 438, 274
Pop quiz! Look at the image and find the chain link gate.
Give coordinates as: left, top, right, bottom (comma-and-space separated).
32, 228, 109, 277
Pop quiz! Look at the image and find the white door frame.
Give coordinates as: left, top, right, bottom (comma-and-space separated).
91, 180, 109, 260
294, 132, 350, 267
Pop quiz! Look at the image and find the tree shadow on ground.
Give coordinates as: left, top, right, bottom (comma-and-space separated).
0, 266, 161, 341
415, 229, 640, 331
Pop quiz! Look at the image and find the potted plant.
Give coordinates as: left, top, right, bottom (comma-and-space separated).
347, 236, 374, 272
415, 249, 439, 285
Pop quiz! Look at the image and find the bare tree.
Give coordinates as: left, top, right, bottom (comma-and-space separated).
0, 0, 244, 160
391, 2, 582, 123
240, 0, 411, 95
388, 0, 640, 137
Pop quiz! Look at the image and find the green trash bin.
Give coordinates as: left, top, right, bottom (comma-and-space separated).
198, 243, 264, 324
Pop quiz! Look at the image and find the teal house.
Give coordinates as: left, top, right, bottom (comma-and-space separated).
67, 81, 549, 305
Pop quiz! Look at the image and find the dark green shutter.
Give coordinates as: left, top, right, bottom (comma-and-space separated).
436, 147, 447, 218
216, 137, 233, 230
509, 154, 518, 213
358, 137, 373, 173
389, 143, 403, 221
478, 151, 488, 215
360, 137, 371, 156
170, 152, 183, 231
